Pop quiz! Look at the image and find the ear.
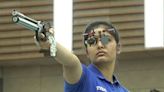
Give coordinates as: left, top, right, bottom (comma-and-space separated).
116, 43, 121, 54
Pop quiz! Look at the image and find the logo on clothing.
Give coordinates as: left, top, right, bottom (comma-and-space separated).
96, 86, 107, 92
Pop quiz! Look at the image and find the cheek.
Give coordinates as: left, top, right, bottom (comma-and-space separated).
86, 48, 96, 58
87, 46, 94, 53
107, 44, 117, 55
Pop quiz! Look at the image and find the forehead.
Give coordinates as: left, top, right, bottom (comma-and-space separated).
93, 27, 113, 36
94, 27, 107, 33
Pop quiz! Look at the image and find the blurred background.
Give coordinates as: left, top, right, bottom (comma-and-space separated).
0, 0, 164, 92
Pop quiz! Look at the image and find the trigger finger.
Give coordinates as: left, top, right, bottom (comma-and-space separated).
48, 28, 54, 35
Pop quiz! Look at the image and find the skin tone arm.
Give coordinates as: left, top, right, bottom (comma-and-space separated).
38, 28, 82, 84
56, 42, 82, 84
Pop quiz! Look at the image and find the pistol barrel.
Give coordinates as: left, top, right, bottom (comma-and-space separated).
12, 10, 43, 32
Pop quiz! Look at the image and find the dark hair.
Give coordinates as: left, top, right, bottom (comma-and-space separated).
83, 21, 120, 47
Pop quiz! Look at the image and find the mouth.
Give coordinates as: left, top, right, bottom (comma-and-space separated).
96, 50, 106, 57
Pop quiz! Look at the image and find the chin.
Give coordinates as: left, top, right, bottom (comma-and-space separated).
95, 57, 108, 63
94, 56, 114, 64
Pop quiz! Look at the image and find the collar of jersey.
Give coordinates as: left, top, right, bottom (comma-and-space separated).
88, 64, 120, 85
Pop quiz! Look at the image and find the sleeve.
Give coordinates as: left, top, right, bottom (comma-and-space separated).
64, 64, 88, 92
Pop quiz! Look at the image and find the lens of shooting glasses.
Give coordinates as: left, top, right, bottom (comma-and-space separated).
101, 35, 110, 45
86, 35, 111, 46
87, 37, 96, 46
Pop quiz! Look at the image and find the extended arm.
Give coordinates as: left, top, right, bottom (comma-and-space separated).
38, 28, 82, 84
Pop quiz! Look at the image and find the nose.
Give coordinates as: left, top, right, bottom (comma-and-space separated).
97, 39, 104, 49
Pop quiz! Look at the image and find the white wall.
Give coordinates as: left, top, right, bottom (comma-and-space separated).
145, 0, 164, 48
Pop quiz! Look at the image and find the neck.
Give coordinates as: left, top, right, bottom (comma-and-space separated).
94, 61, 115, 83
